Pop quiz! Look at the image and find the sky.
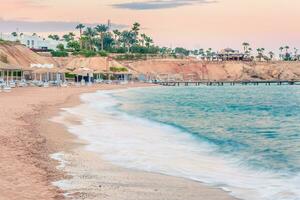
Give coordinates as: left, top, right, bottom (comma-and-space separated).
0, 0, 300, 52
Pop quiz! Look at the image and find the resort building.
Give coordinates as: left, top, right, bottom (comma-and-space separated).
0, 33, 67, 51
216, 48, 246, 61
195, 48, 251, 61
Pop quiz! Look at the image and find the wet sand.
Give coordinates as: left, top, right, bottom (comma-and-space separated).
0, 84, 236, 200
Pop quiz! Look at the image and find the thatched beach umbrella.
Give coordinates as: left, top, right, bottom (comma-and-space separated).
55, 68, 70, 83
71, 67, 94, 83
94, 69, 105, 80
0, 61, 22, 85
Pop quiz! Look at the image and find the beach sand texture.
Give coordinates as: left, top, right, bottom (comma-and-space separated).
0, 84, 235, 200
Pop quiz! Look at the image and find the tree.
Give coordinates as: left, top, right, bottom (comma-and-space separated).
76, 24, 85, 37
56, 44, 65, 51
268, 51, 274, 60
283, 46, 290, 61
63, 34, 71, 42
199, 48, 204, 56
140, 33, 147, 46
285, 46, 290, 53
175, 47, 190, 56
256, 48, 263, 61
83, 27, 97, 50
113, 29, 121, 47
246, 47, 253, 56
67, 41, 80, 51
63, 32, 75, 42
279, 47, 284, 60
143, 35, 153, 48
294, 48, 298, 60
48, 34, 60, 41
11, 32, 18, 37
131, 22, 141, 44
242, 42, 250, 53
95, 24, 109, 51
120, 30, 135, 53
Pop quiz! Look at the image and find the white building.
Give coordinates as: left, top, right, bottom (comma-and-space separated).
0, 33, 67, 51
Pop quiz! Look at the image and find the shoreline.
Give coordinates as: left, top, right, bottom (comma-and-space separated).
0, 84, 236, 200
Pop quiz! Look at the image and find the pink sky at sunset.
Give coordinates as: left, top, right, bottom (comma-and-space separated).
1, 0, 300, 52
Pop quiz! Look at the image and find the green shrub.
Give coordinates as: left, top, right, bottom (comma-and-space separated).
51, 50, 68, 57
56, 44, 65, 51
98, 50, 108, 57
115, 53, 147, 61
108, 47, 127, 54
110, 66, 128, 72
78, 50, 97, 57
65, 73, 75, 78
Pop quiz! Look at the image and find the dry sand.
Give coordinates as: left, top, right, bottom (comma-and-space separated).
0, 84, 236, 200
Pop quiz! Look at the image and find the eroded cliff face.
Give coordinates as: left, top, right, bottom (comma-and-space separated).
1, 43, 300, 81
124, 59, 300, 81
0, 43, 55, 68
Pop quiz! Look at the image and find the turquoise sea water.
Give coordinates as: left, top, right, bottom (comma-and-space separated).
114, 86, 300, 174
58, 85, 300, 200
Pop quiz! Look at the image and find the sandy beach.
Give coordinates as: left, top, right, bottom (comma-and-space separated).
0, 84, 235, 200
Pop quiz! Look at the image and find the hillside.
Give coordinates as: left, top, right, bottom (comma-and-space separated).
1, 43, 300, 81
0, 43, 54, 68
124, 59, 300, 81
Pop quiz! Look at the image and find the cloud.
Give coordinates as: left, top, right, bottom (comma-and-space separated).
0, 0, 48, 8
0, 19, 128, 33
111, 0, 217, 10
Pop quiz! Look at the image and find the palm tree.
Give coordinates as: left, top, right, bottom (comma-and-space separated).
206, 48, 212, 60
279, 47, 284, 60
268, 51, 274, 60
131, 22, 141, 43
120, 30, 135, 53
83, 27, 97, 50
144, 35, 153, 48
11, 32, 18, 37
132, 22, 140, 33
256, 48, 263, 61
140, 33, 147, 46
247, 47, 253, 56
294, 48, 298, 56
63, 32, 75, 42
48, 34, 60, 41
285, 46, 290, 53
242, 42, 250, 53
95, 24, 109, 51
113, 29, 121, 47
76, 24, 85, 38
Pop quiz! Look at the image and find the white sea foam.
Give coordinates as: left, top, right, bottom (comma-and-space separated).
53, 90, 300, 200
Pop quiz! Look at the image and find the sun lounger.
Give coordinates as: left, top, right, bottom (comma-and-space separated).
43, 82, 49, 88
3, 85, 11, 92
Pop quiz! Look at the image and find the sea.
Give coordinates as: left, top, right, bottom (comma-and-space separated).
58, 85, 300, 200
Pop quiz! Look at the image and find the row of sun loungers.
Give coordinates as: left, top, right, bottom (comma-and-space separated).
0, 79, 129, 92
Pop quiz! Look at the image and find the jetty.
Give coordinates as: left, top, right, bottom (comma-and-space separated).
157, 80, 300, 86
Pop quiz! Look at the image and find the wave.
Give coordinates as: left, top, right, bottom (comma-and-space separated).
52, 90, 300, 200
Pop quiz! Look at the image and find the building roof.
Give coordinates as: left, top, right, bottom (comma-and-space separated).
0, 61, 21, 70
219, 48, 240, 54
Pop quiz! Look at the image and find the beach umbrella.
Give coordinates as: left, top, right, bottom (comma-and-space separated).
94, 69, 105, 80
71, 67, 94, 84
0, 61, 21, 85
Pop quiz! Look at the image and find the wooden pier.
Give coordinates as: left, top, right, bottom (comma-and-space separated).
157, 80, 300, 86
